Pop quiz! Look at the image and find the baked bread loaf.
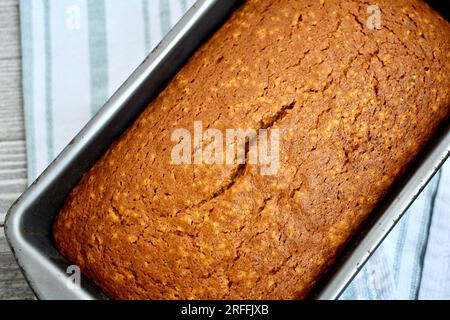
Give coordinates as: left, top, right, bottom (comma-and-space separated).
53, 0, 450, 299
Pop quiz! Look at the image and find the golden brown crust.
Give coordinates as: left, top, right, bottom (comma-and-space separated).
53, 0, 450, 299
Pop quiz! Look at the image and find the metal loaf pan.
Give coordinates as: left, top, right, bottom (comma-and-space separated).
5, 0, 450, 300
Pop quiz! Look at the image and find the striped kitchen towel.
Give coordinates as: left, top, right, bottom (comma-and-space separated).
19, 0, 450, 299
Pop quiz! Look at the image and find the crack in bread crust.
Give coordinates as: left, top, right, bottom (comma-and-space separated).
53, 0, 450, 300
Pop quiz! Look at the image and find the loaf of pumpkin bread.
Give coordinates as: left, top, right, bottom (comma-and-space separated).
53, 0, 450, 299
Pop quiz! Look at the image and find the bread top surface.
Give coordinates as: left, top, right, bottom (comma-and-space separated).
53, 0, 450, 299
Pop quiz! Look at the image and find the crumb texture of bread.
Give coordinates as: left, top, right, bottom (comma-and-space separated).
53, 0, 450, 299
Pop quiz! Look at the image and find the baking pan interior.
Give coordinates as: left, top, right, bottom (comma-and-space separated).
6, 0, 450, 300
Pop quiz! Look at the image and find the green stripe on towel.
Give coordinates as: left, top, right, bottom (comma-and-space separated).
393, 207, 411, 284
142, 0, 151, 53
408, 174, 440, 298
180, 0, 188, 13
44, 0, 54, 163
87, 0, 109, 115
414, 170, 442, 299
159, 0, 172, 36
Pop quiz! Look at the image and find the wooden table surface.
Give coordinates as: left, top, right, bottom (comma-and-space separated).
0, 0, 35, 299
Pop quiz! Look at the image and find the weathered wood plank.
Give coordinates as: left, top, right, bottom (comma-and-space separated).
0, 0, 35, 299
0, 139, 26, 228
0, 228, 35, 299
0, 0, 26, 229
0, 0, 21, 60
0, 59, 24, 142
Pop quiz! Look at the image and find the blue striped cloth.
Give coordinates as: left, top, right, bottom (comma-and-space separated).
19, 0, 450, 299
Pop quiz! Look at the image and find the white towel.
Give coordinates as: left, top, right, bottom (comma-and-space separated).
19, 0, 450, 299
